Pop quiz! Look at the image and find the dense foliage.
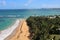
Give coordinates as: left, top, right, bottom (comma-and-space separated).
26, 16, 60, 40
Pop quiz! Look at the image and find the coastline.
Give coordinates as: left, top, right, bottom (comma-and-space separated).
5, 19, 30, 40
0, 19, 20, 40
4, 19, 23, 40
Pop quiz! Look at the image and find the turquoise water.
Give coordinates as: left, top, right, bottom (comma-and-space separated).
0, 18, 16, 30
0, 9, 60, 18
0, 9, 60, 30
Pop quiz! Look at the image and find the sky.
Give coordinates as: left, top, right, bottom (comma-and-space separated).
0, 0, 60, 9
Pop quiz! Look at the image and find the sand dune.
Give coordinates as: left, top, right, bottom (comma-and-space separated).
5, 19, 30, 40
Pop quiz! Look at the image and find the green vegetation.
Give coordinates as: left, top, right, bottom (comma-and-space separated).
26, 16, 60, 40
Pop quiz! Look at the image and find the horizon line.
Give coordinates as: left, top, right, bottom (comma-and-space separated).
0, 8, 60, 9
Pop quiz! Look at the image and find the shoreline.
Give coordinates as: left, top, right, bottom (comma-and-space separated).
4, 19, 23, 40
0, 19, 20, 40
5, 19, 30, 40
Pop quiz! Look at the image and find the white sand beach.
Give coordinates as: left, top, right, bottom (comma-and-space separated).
0, 19, 20, 40
4, 19, 30, 40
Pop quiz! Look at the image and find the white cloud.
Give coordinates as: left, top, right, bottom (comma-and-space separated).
41, 4, 60, 8
0, 0, 16, 7
10, 2, 16, 7
24, 0, 32, 6
0, 0, 6, 6
2, 0, 6, 6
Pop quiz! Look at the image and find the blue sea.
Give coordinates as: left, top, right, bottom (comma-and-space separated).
0, 9, 60, 30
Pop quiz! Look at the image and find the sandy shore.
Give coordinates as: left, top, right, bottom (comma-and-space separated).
0, 19, 20, 40
5, 19, 30, 40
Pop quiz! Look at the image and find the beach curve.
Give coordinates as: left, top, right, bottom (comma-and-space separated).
0, 19, 20, 40
5, 19, 30, 40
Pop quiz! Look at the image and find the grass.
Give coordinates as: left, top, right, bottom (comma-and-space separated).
49, 35, 60, 40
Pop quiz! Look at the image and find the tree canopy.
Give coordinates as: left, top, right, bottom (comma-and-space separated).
26, 16, 60, 40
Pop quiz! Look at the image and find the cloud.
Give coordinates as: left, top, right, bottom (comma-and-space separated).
24, 0, 32, 6
10, 2, 16, 7
0, 0, 6, 6
2, 0, 6, 6
0, 0, 16, 7
41, 4, 60, 8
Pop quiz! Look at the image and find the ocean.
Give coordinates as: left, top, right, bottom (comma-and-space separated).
0, 9, 60, 30
0, 9, 60, 18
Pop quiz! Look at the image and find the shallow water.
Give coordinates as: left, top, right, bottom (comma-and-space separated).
0, 18, 16, 30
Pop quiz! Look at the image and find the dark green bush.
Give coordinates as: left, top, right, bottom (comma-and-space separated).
26, 16, 60, 40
